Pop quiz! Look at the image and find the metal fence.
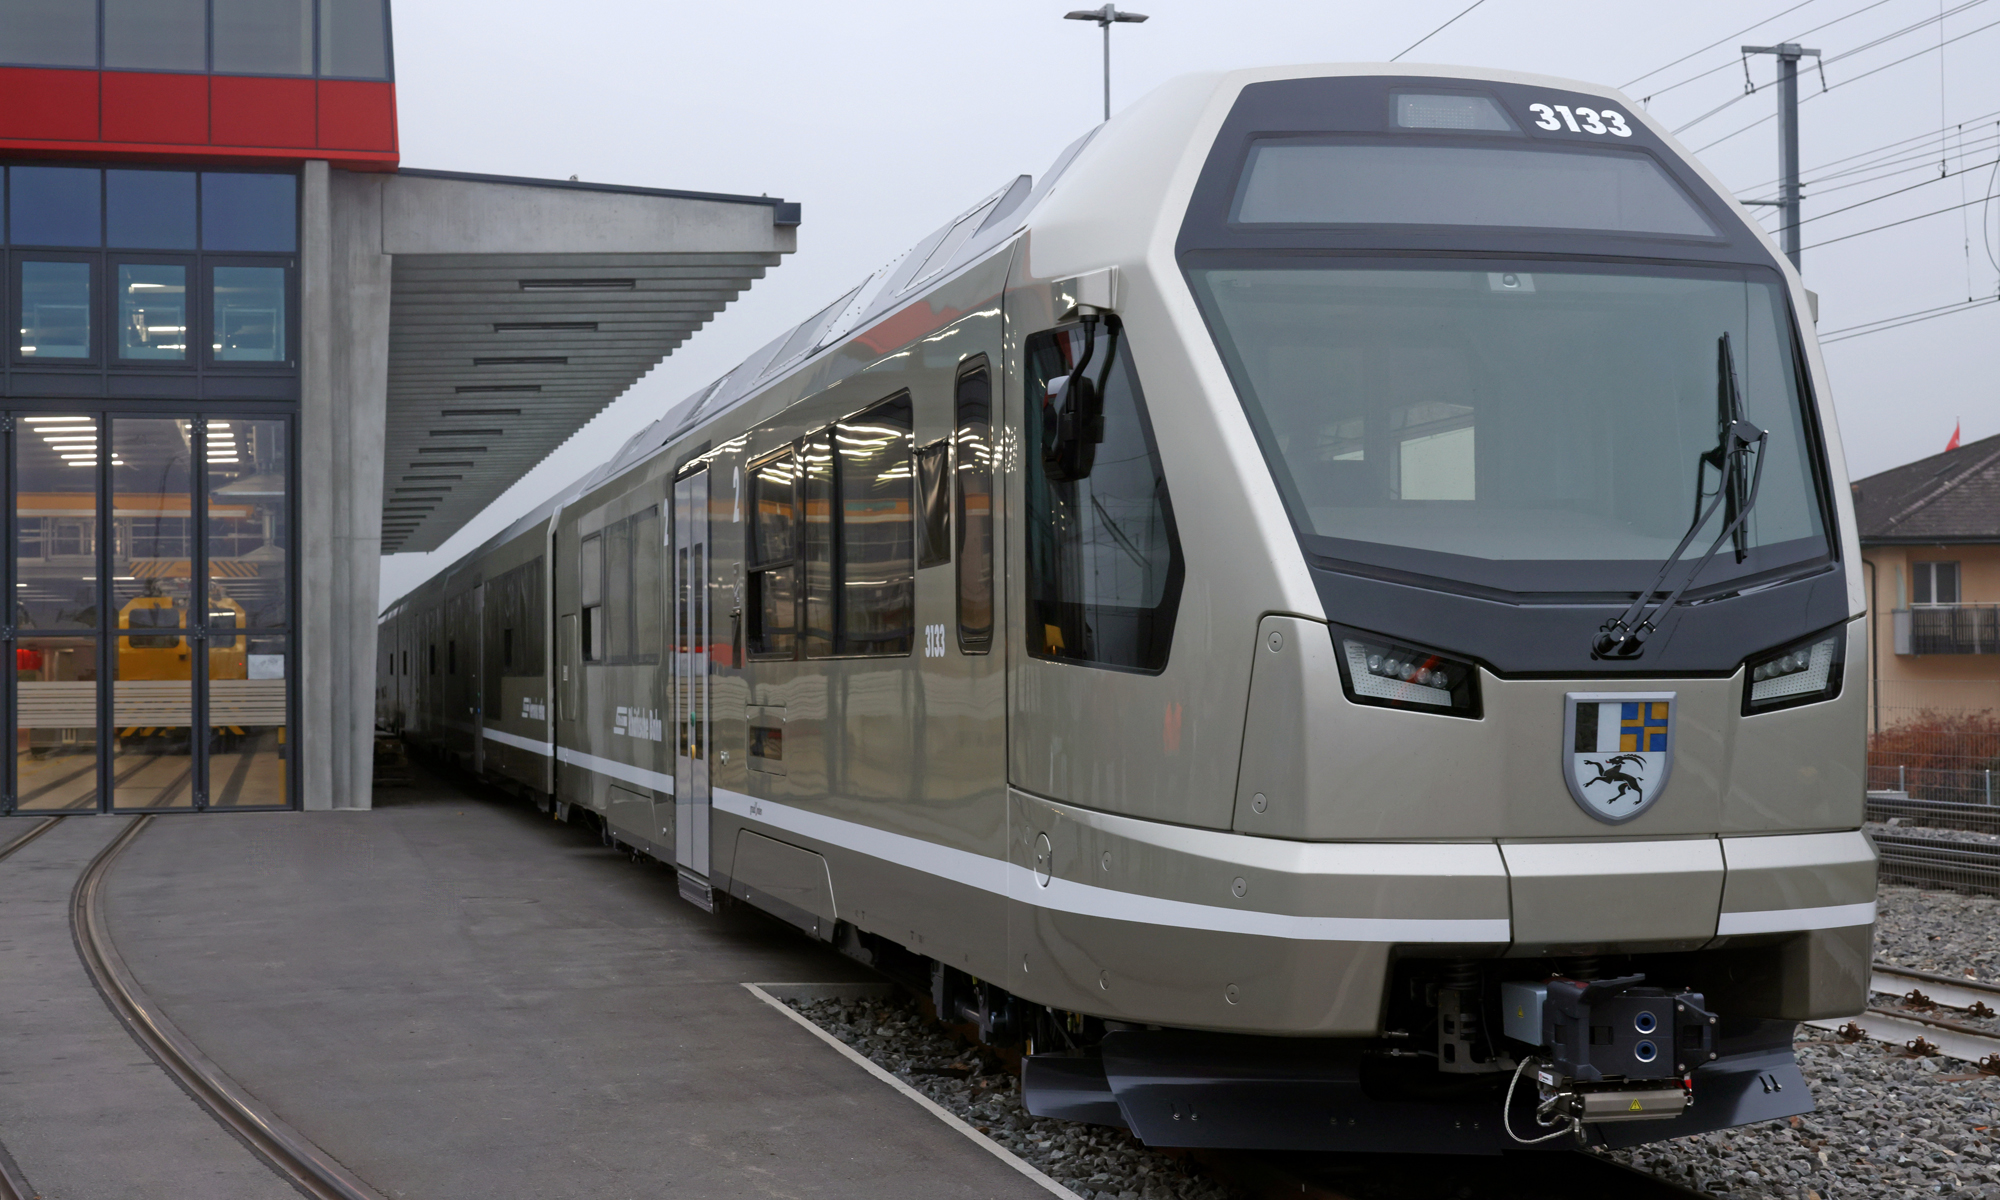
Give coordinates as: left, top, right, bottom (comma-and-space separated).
1871, 831, 2000, 896
1866, 792, 2000, 834
1868, 705, 2000, 806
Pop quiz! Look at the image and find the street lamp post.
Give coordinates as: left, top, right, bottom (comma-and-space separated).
1065, 4, 1148, 122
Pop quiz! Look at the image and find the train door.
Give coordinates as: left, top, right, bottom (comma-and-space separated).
671, 468, 711, 881
471, 583, 485, 774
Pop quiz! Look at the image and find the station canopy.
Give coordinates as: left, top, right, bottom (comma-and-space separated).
377, 170, 798, 553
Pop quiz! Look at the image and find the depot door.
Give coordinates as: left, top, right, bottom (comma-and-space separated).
5, 412, 295, 814
671, 469, 710, 877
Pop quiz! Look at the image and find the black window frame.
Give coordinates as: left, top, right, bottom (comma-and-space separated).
109, 255, 197, 370
1912, 561, 1960, 607
12, 252, 100, 366
1022, 317, 1185, 674
953, 355, 995, 654
745, 446, 800, 660
203, 255, 298, 372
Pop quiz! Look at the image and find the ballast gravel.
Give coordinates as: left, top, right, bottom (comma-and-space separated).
787, 884, 1999, 1200
783, 993, 1240, 1200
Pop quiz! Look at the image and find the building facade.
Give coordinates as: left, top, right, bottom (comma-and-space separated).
1854, 431, 2000, 731
1, 1, 796, 813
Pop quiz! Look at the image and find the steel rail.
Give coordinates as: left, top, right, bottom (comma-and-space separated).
0, 815, 61, 863
1871, 832, 2000, 895
71, 815, 388, 1200
1874, 961, 2000, 996
1866, 795, 2000, 835
0, 818, 63, 1198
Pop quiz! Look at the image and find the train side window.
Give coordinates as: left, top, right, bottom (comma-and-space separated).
838, 393, 915, 656
633, 506, 663, 659
802, 431, 837, 658
579, 532, 603, 661
604, 518, 633, 660
915, 439, 951, 569
1023, 318, 1183, 671
747, 450, 800, 658
448, 640, 456, 674
429, 643, 437, 675
954, 357, 994, 653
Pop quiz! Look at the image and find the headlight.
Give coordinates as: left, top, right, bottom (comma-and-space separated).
1334, 627, 1481, 718
1741, 628, 1844, 714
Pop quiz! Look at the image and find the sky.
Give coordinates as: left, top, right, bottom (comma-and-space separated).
380, 0, 2000, 605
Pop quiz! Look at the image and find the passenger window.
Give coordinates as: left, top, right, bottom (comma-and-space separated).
798, 396, 917, 658
579, 533, 602, 661
915, 439, 951, 569
604, 518, 633, 660
838, 394, 916, 656
633, 507, 663, 658
954, 358, 995, 653
1024, 319, 1182, 671
802, 432, 837, 658
747, 451, 799, 658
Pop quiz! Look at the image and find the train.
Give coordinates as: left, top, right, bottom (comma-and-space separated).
379, 63, 1877, 1154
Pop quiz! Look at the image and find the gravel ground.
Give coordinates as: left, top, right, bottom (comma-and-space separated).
784, 993, 1241, 1200
784, 884, 2000, 1200
1872, 821, 2000, 848
1601, 1027, 2000, 1198
1875, 883, 2000, 984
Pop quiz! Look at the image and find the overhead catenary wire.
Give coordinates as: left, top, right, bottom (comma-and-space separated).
1741, 103, 2000, 191
1390, 0, 1486, 62
1676, 0, 1991, 139
1798, 191, 1999, 249
1746, 154, 1998, 226
1818, 294, 2000, 341
1622, 0, 1823, 90
1637, 0, 1897, 106
1692, 12, 2000, 153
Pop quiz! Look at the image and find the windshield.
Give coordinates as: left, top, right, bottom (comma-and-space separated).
1188, 262, 1829, 596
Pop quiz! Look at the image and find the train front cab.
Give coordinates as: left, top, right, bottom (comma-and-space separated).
1000, 67, 1874, 1152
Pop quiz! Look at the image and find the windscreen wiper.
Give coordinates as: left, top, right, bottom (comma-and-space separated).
1593, 333, 1768, 659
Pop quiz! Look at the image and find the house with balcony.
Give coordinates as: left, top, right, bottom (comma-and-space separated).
1854, 430, 2000, 732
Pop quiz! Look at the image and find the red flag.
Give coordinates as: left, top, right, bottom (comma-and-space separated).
1946, 421, 1962, 452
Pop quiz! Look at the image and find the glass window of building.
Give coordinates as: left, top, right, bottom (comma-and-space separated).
202, 174, 298, 253
103, 0, 207, 71
211, 0, 312, 76
319, 0, 391, 78
108, 171, 199, 251
10, 167, 101, 247
118, 265, 190, 362
0, 0, 97, 67
111, 418, 198, 811
19, 261, 93, 359
15, 416, 101, 631
211, 267, 287, 362
206, 420, 289, 627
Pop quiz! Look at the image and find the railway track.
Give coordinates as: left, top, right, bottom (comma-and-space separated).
0, 816, 64, 1200
1870, 830, 2000, 895
69, 816, 386, 1200
1866, 794, 2000, 836
1808, 960, 2000, 1066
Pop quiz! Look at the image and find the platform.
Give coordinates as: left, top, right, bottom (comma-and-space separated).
0, 773, 1054, 1199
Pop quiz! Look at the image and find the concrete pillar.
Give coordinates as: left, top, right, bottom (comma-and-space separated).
300, 162, 393, 810
299, 161, 334, 809
328, 171, 393, 809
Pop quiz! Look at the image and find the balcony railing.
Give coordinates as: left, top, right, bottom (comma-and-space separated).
1894, 605, 2000, 654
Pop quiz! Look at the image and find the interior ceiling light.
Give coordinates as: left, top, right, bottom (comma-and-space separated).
494, 321, 597, 332
23, 416, 88, 423
518, 278, 634, 291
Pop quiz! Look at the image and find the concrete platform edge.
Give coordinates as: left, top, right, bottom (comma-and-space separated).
741, 982, 1085, 1200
